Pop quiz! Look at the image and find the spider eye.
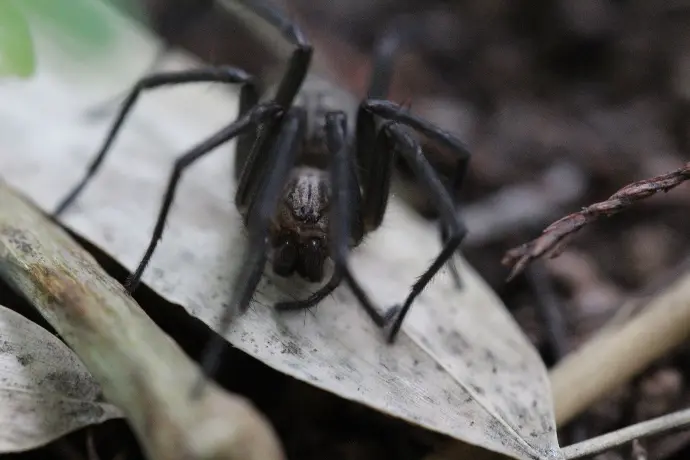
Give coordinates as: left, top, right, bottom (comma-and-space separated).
273, 236, 298, 277
299, 238, 325, 283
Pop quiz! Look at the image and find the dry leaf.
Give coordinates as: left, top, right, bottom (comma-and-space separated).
0, 303, 121, 452
0, 16, 562, 460
0, 176, 285, 460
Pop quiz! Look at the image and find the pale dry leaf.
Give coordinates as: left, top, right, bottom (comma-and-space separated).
0, 304, 121, 452
0, 19, 561, 460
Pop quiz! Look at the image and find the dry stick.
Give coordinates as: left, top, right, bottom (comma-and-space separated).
502, 162, 690, 280
550, 265, 690, 426
427, 261, 690, 460
0, 180, 285, 460
561, 408, 690, 459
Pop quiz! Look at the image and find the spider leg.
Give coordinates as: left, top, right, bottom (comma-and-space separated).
365, 24, 468, 287
355, 107, 396, 234
232, 0, 313, 188
366, 14, 419, 99
324, 111, 393, 328
198, 109, 303, 382
124, 102, 282, 294
54, 67, 260, 216
273, 273, 343, 311
440, 160, 466, 288
363, 99, 471, 288
362, 100, 472, 176
382, 122, 468, 343
234, 0, 312, 108
359, 13, 422, 208
365, 21, 470, 180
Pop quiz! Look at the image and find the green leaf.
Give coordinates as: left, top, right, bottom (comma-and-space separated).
20, 0, 117, 50
0, 0, 36, 78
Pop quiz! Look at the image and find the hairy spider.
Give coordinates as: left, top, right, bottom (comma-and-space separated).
54, 0, 472, 377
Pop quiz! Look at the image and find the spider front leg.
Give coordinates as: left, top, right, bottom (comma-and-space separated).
382, 122, 468, 342
356, 102, 468, 342
231, 0, 313, 180
199, 109, 303, 381
362, 100, 471, 175
323, 111, 397, 329
362, 99, 471, 287
55, 67, 261, 216
125, 102, 282, 293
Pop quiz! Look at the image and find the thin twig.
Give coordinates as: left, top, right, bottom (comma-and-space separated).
503, 162, 690, 280
562, 408, 690, 459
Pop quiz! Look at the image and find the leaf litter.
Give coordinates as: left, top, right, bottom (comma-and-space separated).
0, 28, 562, 459
0, 303, 121, 452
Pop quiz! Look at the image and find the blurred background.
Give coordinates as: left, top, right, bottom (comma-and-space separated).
5, 1, 690, 459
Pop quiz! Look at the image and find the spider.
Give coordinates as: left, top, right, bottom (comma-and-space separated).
54, 0, 472, 376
